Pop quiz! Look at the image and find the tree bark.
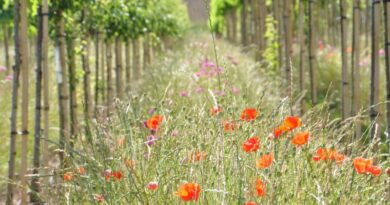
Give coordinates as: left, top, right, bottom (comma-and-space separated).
241, 0, 248, 46
273, 0, 284, 72
351, 0, 361, 137
133, 39, 141, 80
19, 0, 30, 203
284, 0, 293, 102
383, 0, 390, 146
125, 41, 131, 90
298, 0, 306, 115
31, 6, 43, 204
95, 32, 100, 114
143, 35, 151, 69
6, 1, 22, 204
82, 38, 93, 120
115, 37, 124, 100
106, 42, 114, 115
340, 0, 350, 120
67, 38, 79, 142
56, 12, 70, 168
370, 0, 380, 140
308, 0, 318, 105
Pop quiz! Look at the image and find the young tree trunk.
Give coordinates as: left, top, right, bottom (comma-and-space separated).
284, 0, 293, 101
95, 32, 100, 114
273, 0, 284, 71
340, 0, 350, 120
231, 8, 237, 43
101, 40, 106, 103
241, 0, 248, 46
56, 13, 70, 167
133, 39, 141, 80
365, 0, 371, 48
19, 0, 30, 203
30, 6, 43, 204
225, 12, 232, 41
143, 35, 151, 69
248, 0, 255, 45
351, 0, 361, 137
255, 0, 266, 62
3, 24, 10, 73
67, 38, 79, 142
125, 41, 131, 90
308, 0, 318, 105
6, 1, 22, 204
115, 37, 124, 100
82, 38, 93, 120
370, 0, 380, 140
383, 0, 390, 146
106, 42, 114, 115
298, 0, 306, 115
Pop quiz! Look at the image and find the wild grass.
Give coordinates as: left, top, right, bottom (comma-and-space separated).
34, 32, 389, 204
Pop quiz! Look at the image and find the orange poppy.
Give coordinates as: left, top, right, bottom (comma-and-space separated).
223, 120, 238, 132
175, 182, 201, 202
210, 106, 222, 116
255, 179, 266, 197
111, 171, 123, 181
78, 166, 86, 175
63, 172, 73, 181
273, 126, 286, 138
94, 194, 105, 203
117, 137, 125, 146
366, 166, 382, 176
291, 131, 309, 146
146, 115, 164, 131
313, 148, 345, 164
245, 202, 256, 205
256, 153, 274, 169
189, 151, 207, 163
353, 157, 373, 174
241, 108, 258, 122
147, 181, 159, 191
353, 157, 382, 176
242, 137, 260, 153
283, 116, 301, 131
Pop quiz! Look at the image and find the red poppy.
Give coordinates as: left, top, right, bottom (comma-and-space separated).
242, 137, 260, 153
283, 116, 301, 131
78, 166, 86, 175
63, 172, 73, 181
245, 202, 256, 205
147, 181, 159, 191
94, 194, 105, 203
256, 153, 274, 169
241, 108, 258, 122
353, 157, 373, 174
255, 179, 266, 197
353, 157, 382, 176
189, 151, 207, 163
111, 171, 123, 181
210, 106, 222, 116
291, 131, 309, 146
146, 115, 164, 131
312, 148, 345, 164
175, 182, 201, 202
223, 120, 238, 132
366, 166, 382, 176
273, 126, 286, 138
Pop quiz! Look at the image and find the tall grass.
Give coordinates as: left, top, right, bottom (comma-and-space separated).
46, 33, 389, 204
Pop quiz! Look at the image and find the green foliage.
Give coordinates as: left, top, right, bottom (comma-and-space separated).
263, 15, 279, 72
210, 0, 241, 33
